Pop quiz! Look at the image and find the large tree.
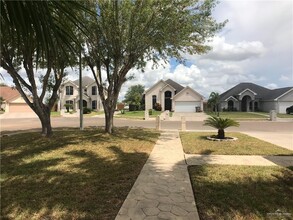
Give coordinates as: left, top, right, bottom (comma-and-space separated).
0, 1, 90, 136
123, 84, 145, 108
85, 0, 226, 133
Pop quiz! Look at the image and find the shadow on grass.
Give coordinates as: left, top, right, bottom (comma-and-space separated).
1, 128, 158, 219
188, 164, 293, 220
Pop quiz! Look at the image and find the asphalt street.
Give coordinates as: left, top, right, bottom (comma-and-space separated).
1, 116, 292, 133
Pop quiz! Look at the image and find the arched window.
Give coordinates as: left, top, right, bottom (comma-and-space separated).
152, 95, 156, 109
66, 86, 73, 95
228, 100, 234, 111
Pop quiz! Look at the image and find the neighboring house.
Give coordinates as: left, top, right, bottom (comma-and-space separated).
144, 79, 204, 112
0, 86, 34, 113
59, 76, 103, 111
219, 82, 293, 113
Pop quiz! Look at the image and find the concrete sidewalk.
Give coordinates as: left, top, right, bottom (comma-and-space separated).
116, 130, 199, 220
185, 154, 293, 167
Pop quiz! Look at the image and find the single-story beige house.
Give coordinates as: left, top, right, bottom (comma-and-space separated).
219, 83, 293, 113
0, 86, 34, 113
144, 79, 204, 112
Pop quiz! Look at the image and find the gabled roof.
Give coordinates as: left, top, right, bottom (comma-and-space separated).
220, 83, 271, 101
0, 86, 21, 102
73, 76, 95, 88
164, 79, 184, 93
220, 83, 293, 101
173, 86, 204, 100
263, 87, 293, 101
144, 79, 185, 94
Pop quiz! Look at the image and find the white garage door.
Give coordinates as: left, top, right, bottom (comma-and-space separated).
278, 102, 293, 114
175, 101, 201, 112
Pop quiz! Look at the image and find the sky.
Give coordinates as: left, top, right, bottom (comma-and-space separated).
1, 0, 292, 101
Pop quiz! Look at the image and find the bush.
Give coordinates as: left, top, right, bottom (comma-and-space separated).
120, 109, 125, 114
129, 104, 138, 111
83, 107, 92, 114
64, 104, 73, 112
154, 103, 162, 111
148, 109, 153, 115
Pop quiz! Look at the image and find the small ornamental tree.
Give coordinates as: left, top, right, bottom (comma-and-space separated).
204, 116, 239, 139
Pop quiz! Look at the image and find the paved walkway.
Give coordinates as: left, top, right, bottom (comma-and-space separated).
116, 129, 293, 220
116, 130, 199, 220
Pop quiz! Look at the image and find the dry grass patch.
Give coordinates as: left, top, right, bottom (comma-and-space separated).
1, 128, 159, 220
180, 132, 293, 155
189, 165, 293, 220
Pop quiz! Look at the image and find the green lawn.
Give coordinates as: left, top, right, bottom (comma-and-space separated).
189, 165, 293, 220
50, 111, 61, 117
278, 113, 293, 118
207, 112, 268, 120
1, 128, 159, 220
115, 110, 162, 119
84, 111, 105, 117
180, 132, 293, 155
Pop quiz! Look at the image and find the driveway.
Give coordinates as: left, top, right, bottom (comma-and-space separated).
171, 112, 208, 121
0, 112, 38, 119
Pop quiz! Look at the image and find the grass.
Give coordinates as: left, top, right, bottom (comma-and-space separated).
115, 110, 162, 119
189, 165, 293, 220
1, 128, 159, 220
84, 111, 105, 117
207, 112, 268, 120
50, 111, 61, 117
278, 113, 293, 118
180, 132, 293, 155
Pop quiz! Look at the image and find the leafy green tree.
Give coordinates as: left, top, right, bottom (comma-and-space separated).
123, 84, 145, 108
204, 116, 239, 139
0, 1, 90, 136
208, 92, 220, 116
85, 0, 226, 133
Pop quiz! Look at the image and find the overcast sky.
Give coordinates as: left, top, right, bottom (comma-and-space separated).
1, 0, 292, 101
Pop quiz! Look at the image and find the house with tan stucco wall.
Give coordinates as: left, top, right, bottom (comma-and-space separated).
59, 76, 103, 111
144, 79, 204, 112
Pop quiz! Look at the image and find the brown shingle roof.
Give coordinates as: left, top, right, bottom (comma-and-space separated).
0, 86, 21, 102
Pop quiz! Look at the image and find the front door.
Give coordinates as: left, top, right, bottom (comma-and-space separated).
164, 91, 172, 111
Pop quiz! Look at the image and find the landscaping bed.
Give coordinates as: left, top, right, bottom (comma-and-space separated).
180, 132, 293, 155
189, 165, 293, 220
1, 128, 159, 219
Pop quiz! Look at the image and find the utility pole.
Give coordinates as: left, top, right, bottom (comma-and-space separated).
79, 49, 84, 130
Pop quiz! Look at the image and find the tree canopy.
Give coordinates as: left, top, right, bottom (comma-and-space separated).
85, 0, 226, 133
123, 84, 145, 106
0, 0, 92, 136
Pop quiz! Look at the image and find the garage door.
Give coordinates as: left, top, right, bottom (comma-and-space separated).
9, 103, 34, 113
175, 101, 201, 112
278, 102, 293, 114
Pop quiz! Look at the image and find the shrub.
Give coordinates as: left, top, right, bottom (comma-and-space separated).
154, 103, 162, 111
148, 109, 153, 115
83, 107, 92, 114
129, 104, 138, 111
204, 116, 239, 139
64, 103, 73, 112
120, 109, 125, 114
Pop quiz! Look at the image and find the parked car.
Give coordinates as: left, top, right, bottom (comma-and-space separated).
286, 105, 293, 114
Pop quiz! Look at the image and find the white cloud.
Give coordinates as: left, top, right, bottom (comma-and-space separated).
266, 83, 278, 89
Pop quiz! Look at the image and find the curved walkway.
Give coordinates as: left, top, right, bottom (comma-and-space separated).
116, 130, 293, 220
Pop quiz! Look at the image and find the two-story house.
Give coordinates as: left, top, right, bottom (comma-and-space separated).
59, 76, 103, 111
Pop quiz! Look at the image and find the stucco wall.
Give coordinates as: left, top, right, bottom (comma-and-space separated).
145, 81, 166, 110
173, 88, 203, 110
239, 90, 255, 100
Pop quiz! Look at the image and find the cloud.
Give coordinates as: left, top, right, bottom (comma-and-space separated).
200, 36, 266, 61
266, 83, 278, 89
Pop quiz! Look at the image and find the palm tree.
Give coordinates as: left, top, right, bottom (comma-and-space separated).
208, 92, 220, 116
204, 116, 239, 139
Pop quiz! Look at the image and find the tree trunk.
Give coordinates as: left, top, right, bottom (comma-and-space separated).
35, 105, 53, 137
104, 106, 115, 134
218, 128, 225, 139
